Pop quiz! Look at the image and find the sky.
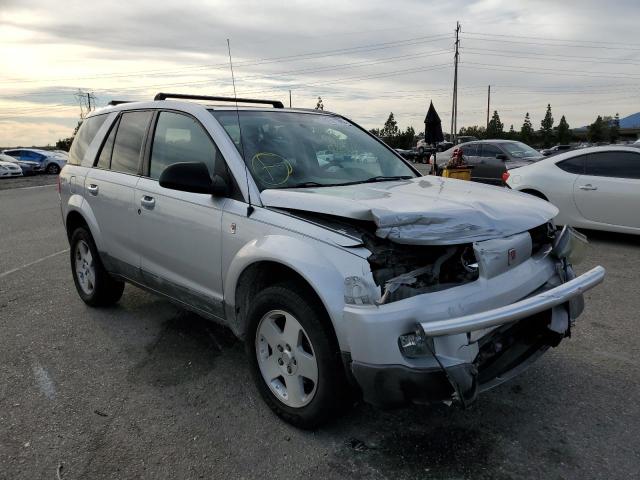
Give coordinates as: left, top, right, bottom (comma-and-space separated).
1, 0, 639, 146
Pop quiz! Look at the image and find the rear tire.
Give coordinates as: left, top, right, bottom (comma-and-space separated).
46, 163, 60, 174
246, 282, 350, 429
70, 227, 124, 307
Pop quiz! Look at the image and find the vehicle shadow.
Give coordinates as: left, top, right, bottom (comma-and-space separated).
579, 228, 640, 248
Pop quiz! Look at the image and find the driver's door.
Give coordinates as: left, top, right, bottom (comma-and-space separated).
136, 110, 227, 319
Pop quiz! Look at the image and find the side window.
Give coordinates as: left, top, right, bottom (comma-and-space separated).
68, 114, 108, 165
149, 111, 218, 180
480, 144, 501, 158
95, 117, 120, 169
460, 143, 478, 156
110, 111, 152, 175
557, 156, 585, 174
586, 151, 640, 179
4, 150, 20, 158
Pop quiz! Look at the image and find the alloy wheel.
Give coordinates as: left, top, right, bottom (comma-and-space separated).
255, 309, 318, 408
74, 240, 95, 295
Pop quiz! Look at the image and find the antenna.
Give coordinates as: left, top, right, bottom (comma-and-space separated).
227, 38, 254, 217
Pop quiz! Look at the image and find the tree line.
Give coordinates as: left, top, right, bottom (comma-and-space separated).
369, 112, 416, 149
459, 105, 621, 147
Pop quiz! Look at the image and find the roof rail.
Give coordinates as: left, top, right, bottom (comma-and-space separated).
108, 100, 133, 106
153, 92, 284, 108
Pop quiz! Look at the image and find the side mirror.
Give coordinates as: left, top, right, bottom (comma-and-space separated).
159, 162, 229, 196
495, 153, 507, 161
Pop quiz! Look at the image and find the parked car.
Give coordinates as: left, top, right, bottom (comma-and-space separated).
0, 156, 23, 177
540, 145, 572, 157
439, 140, 544, 185
59, 94, 604, 428
507, 146, 640, 235
2, 148, 66, 174
454, 135, 478, 145
0, 152, 40, 176
416, 139, 453, 155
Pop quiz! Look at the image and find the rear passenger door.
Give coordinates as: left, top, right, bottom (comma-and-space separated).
135, 111, 227, 319
475, 144, 504, 184
458, 143, 480, 179
84, 110, 153, 279
573, 150, 640, 228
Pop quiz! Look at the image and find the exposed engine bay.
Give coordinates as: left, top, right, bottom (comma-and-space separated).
363, 234, 479, 303
279, 207, 558, 305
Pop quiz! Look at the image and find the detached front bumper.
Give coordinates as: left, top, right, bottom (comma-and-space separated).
344, 263, 605, 408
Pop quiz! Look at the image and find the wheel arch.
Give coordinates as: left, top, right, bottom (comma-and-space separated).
520, 188, 548, 201
224, 236, 359, 349
64, 199, 104, 252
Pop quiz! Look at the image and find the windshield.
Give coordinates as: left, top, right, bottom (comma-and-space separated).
210, 110, 416, 190
499, 142, 542, 159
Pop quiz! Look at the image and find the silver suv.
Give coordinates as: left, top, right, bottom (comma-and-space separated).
59, 93, 605, 428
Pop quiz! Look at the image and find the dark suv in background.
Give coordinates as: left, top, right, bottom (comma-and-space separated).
438, 140, 544, 185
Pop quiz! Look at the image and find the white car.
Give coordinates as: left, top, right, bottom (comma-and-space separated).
506, 146, 640, 235
0, 157, 23, 177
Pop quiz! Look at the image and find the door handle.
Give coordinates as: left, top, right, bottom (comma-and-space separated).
87, 184, 99, 196
578, 184, 598, 191
140, 195, 155, 209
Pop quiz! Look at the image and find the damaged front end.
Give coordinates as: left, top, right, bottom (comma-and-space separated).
364, 234, 479, 305
343, 224, 604, 409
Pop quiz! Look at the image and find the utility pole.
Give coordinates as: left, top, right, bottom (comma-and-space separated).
486, 85, 490, 129
87, 92, 92, 113
450, 21, 461, 143
289, 90, 292, 108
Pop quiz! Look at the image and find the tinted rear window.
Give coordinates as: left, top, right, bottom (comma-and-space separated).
586, 151, 640, 179
110, 111, 152, 175
68, 114, 108, 165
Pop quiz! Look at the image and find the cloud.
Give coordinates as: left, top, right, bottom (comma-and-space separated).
1, 0, 639, 145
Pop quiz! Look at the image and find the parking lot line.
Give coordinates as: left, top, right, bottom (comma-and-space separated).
0, 248, 69, 279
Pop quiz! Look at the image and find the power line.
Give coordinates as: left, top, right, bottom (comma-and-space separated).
463, 30, 640, 48
461, 33, 640, 51
0, 33, 453, 87
462, 46, 640, 67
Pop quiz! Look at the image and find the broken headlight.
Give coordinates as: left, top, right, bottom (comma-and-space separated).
398, 329, 434, 358
552, 226, 588, 265
344, 276, 373, 305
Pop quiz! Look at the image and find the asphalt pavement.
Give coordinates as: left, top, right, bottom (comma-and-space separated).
1, 178, 638, 480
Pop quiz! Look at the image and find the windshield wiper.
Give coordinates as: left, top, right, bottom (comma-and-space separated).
359, 175, 413, 184
281, 176, 413, 189
282, 181, 325, 189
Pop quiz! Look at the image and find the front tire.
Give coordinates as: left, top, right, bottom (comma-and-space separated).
70, 227, 124, 307
246, 283, 350, 429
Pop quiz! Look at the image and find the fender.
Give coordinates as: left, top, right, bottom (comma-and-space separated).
66, 194, 105, 252
224, 234, 368, 349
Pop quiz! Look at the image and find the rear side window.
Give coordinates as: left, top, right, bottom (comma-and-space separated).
460, 143, 479, 156
110, 111, 152, 175
149, 111, 218, 180
557, 156, 585, 174
68, 114, 108, 165
480, 144, 501, 158
586, 151, 640, 179
96, 117, 120, 169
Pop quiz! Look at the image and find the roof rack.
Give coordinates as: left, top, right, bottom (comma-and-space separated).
153, 92, 284, 108
107, 100, 133, 106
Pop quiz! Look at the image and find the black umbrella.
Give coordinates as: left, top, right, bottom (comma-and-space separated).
424, 101, 444, 145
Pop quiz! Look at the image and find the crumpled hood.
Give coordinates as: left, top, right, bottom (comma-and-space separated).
260, 177, 558, 245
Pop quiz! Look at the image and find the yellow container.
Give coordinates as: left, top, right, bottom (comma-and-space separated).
442, 167, 472, 181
